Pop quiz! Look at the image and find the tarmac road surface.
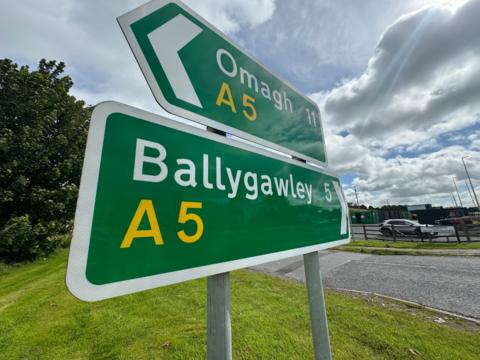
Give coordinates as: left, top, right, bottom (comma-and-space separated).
252, 251, 480, 319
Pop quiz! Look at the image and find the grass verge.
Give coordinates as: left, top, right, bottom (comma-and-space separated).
1, 249, 479, 359
336, 240, 480, 255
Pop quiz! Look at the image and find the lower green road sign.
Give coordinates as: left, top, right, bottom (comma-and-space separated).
66, 102, 349, 302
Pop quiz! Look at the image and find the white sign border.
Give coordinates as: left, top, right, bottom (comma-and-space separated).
117, 0, 329, 168
66, 101, 348, 302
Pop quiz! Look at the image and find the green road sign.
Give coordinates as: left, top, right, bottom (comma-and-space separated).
118, 0, 327, 166
66, 102, 348, 302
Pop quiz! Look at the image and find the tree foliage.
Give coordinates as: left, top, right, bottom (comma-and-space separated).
0, 59, 90, 261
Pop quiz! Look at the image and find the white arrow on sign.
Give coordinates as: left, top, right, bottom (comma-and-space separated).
333, 181, 349, 235
147, 15, 203, 107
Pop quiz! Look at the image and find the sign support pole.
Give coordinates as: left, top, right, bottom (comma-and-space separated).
304, 251, 332, 360
206, 126, 232, 360
207, 273, 232, 360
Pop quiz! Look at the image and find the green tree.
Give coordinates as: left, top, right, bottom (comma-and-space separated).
0, 59, 90, 261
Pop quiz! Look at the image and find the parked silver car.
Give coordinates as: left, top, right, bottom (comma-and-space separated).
380, 219, 438, 237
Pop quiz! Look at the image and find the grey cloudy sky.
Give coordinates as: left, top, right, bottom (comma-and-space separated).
1, 0, 478, 207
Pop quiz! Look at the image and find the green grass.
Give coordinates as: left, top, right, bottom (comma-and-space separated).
1, 250, 479, 359
345, 240, 480, 250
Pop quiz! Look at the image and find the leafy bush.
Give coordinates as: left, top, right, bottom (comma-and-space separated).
0, 59, 90, 262
0, 215, 62, 262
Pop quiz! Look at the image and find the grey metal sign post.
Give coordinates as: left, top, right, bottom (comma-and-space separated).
207, 273, 232, 360
304, 252, 332, 360
206, 127, 232, 360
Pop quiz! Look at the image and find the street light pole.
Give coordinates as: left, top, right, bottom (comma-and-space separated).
452, 176, 463, 208
451, 192, 458, 207
462, 156, 479, 210
465, 180, 476, 207
354, 186, 360, 207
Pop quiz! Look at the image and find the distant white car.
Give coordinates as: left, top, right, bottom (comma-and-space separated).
380, 219, 438, 237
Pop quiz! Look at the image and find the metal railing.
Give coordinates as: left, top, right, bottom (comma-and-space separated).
351, 223, 480, 243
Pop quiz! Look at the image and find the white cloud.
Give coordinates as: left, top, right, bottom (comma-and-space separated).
337, 143, 480, 208
470, 133, 480, 151
318, 104, 480, 207
0, 0, 276, 110
236, 0, 455, 92
323, 1, 480, 147
184, 0, 275, 33
314, 0, 480, 207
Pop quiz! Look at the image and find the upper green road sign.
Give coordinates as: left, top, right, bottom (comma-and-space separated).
118, 0, 327, 165
66, 102, 348, 302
